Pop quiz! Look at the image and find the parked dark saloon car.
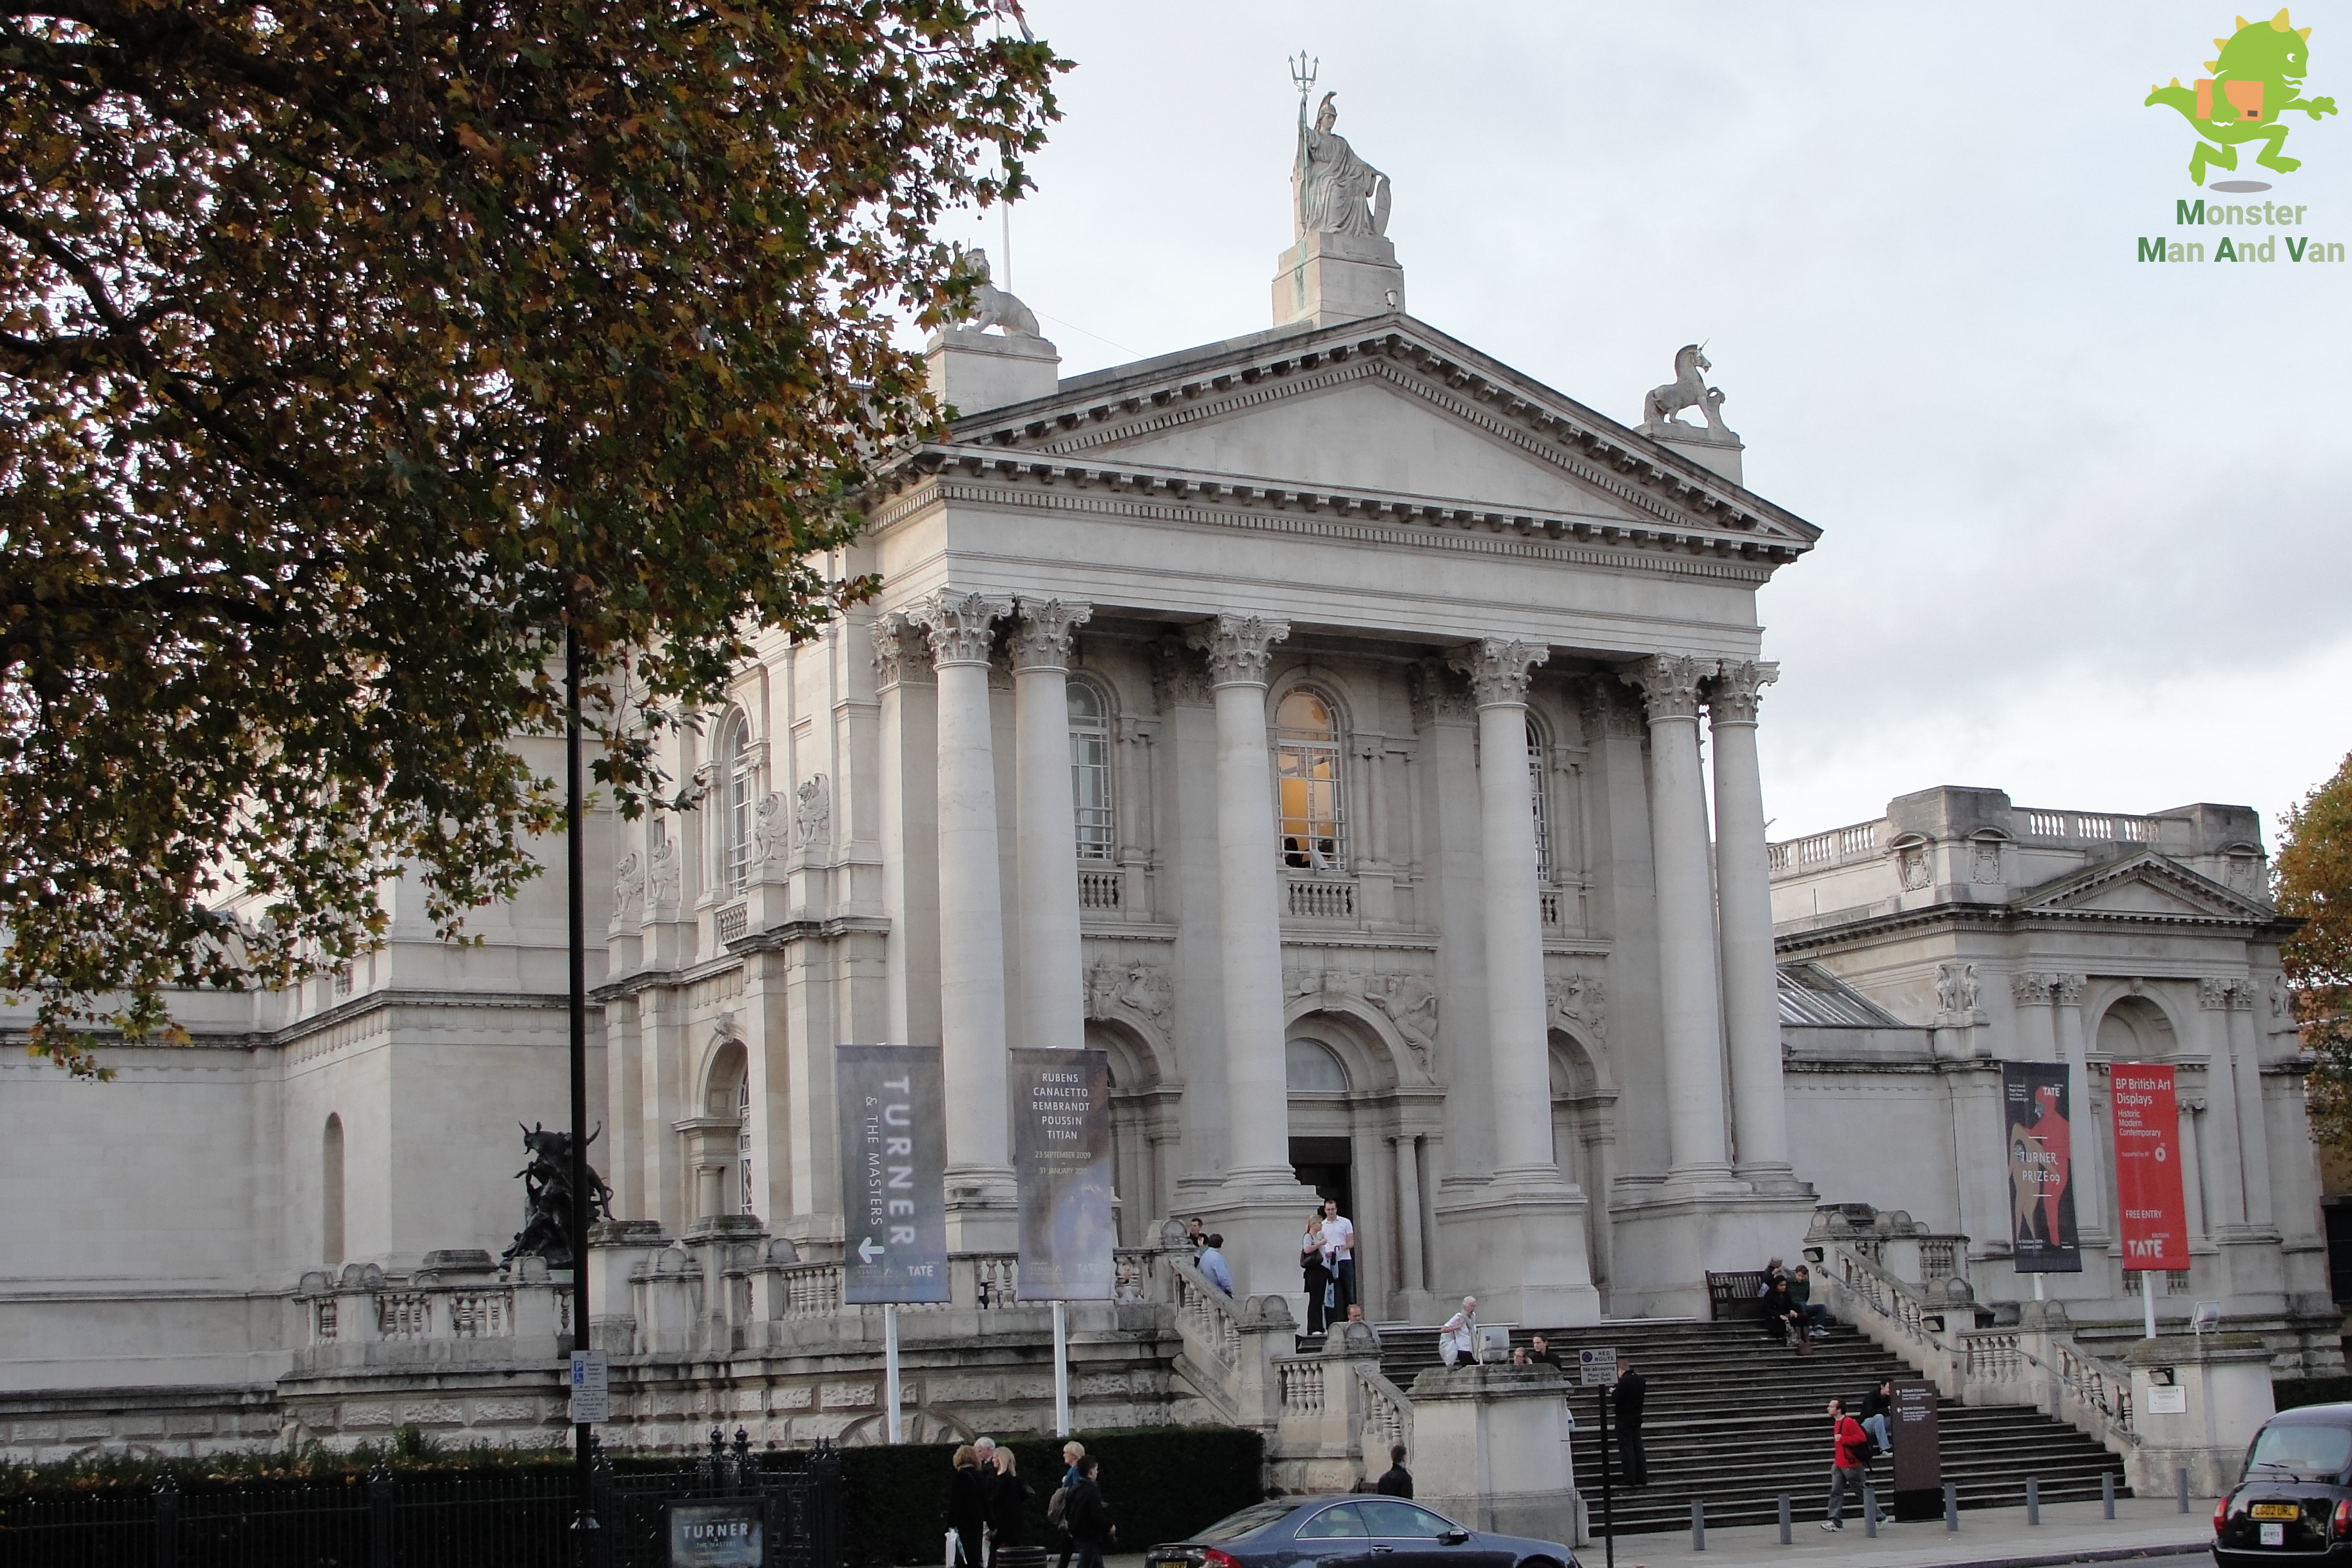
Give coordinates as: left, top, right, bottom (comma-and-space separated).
2214, 1403, 2352, 1568
1148, 1496, 1576, 1568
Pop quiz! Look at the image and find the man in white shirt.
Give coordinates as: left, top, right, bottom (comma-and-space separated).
1319, 1199, 1357, 1319
1440, 1297, 1476, 1367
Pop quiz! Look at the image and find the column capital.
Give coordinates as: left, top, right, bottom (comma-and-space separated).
1009, 597, 1092, 672
1185, 613, 1290, 688
2011, 971, 2055, 1007
909, 590, 1012, 667
2052, 973, 2086, 1007
1577, 678, 1646, 741
1151, 636, 1215, 709
1446, 638, 1550, 708
1706, 660, 1780, 725
870, 612, 936, 691
2199, 976, 2233, 1011
1622, 654, 1719, 724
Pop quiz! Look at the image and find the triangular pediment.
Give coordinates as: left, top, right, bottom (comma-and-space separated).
2014, 852, 2274, 923
925, 313, 1819, 550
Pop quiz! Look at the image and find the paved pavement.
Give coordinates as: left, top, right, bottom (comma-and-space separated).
1098, 1494, 2212, 1568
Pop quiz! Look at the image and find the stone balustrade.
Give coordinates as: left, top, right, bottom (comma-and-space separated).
291, 1252, 571, 1374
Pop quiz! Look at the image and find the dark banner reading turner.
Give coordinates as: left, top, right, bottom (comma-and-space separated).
836, 1044, 950, 1304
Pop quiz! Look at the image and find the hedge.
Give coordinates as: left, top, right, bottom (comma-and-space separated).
838, 1426, 1264, 1567
2275, 1377, 2352, 1411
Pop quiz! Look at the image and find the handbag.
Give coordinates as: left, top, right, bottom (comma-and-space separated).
1324, 1282, 1336, 1309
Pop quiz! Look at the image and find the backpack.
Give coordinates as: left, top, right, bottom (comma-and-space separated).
1838, 1418, 1872, 1464
1046, 1484, 1072, 1532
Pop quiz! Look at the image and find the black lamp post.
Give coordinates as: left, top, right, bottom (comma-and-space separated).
565, 624, 599, 1556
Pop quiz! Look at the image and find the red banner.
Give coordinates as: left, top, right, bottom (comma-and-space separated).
2110, 1063, 2190, 1271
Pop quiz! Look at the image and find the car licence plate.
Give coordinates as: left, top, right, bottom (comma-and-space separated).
2261, 1524, 2286, 1545
2253, 1504, 2300, 1521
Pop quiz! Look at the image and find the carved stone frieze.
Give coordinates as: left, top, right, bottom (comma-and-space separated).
1363, 973, 1439, 1075
908, 590, 1012, 667
1576, 678, 1646, 741
1934, 962, 1980, 1015
1545, 973, 1607, 1043
1972, 840, 2003, 884
1446, 638, 1550, 709
1897, 843, 1932, 890
1009, 598, 1093, 672
1407, 660, 1476, 727
1622, 654, 1718, 723
1085, 961, 1173, 1024
1705, 660, 1779, 725
1185, 614, 1290, 687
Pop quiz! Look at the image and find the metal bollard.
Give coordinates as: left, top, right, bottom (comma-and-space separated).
2027, 1475, 2041, 1526
1692, 1499, 1706, 1551
1778, 1493, 1792, 1547
1945, 1482, 1959, 1533
1863, 1482, 1879, 1539
2103, 1473, 2115, 1520
2179, 1467, 2191, 1514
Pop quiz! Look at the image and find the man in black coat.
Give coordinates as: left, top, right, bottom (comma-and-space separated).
1375, 1443, 1414, 1497
1064, 1456, 1113, 1568
948, 1446, 992, 1567
1613, 1363, 1649, 1489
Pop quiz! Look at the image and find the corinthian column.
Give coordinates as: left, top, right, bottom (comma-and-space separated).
1707, 660, 1792, 1181
910, 590, 1017, 1245
2226, 979, 2275, 1228
1625, 654, 1733, 1186
1186, 614, 1293, 1189
1449, 637, 1561, 1182
1011, 598, 1092, 1057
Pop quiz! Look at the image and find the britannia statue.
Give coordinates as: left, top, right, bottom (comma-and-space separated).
1293, 86, 1391, 240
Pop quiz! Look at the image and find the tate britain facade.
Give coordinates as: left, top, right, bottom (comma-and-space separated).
0, 112, 2331, 1447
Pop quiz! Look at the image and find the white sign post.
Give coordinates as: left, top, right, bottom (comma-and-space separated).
568, 1348, 610, 1426
1579, 1346, 1618, 1386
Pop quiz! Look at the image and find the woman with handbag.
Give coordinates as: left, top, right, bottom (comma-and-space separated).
1300, 1212, 1331, 1334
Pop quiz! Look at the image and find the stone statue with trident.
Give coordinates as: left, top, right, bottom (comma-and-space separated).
1290, 52, 1391, 240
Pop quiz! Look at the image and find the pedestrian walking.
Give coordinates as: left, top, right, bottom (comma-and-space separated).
1614, 1361, 1649, 1489
1300, 1212, 1331, 1333
1376, 1443, 1415, 1498
1440, 1297, 1477, 1367
987, 1446, 1030, 1562
1064, 1456, 1114, 1568
1861, 1377, 1895, 1455
948, 1444, 990, 1567
1819, 1396, 1872, 1530
1048, 1442, 1084, 1568
1198, 1233, 1233, 1295
1320, 1199, 1358, 1319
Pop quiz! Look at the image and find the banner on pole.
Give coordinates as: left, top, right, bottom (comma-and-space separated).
1012, 1048, 1115, 1300
836, 1044, 950, 1304
2003, 1060, 2082, 1273
2111, 1062, 2190, 1273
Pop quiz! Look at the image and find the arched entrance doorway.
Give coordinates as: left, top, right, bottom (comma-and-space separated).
1284, 1009, 1413, 1320
1550, 1029, 1616, 1300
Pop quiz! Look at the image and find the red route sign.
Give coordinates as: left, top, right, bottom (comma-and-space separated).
2110, 1063, 2190, 1272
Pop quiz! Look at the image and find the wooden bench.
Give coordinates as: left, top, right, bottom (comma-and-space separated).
1705, 1269, 1772, 1323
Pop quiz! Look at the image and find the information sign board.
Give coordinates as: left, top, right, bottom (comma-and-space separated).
668, 1499, 764, 1567
836, 1044, 950, 1304
2003, 1060, 2082, 1273
2112, 1063, 2190, 1273
1579, 1347, 1619, 1386
1012, 1048, 1115, 1300
567, 1348, 610, 1425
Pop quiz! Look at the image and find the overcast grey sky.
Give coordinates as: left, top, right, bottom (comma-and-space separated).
954, 2, 2351, 846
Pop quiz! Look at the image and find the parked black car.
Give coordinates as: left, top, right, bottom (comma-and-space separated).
1148, 1496, 1575, 1568
2214, 1402, 2352, 1568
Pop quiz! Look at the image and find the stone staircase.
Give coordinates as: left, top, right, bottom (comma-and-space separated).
1362, 1318, 2130, 1535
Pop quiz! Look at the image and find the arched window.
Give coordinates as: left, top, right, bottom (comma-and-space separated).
1276, 689, 1346, 871
1285, 1038, 1351, 1092
322, 1114, 346, 1266
714, 712, 753, 894
736, 1077, 756, 1216
1068, 681, 1114, 859
1527, 716, 1553, 885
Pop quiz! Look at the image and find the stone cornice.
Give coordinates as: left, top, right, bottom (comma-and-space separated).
896, 320, 1819, 549
1775, 896, 2300, 956
868, 462, 1792, 588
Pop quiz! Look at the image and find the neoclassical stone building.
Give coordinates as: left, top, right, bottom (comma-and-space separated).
1, 109, 2335, 1446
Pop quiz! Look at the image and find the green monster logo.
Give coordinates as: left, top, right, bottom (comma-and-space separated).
2145, 8, 2336, 184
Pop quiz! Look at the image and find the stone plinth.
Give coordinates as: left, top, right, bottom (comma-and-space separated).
1406, 1362, 1576, 1545
1271, 231, 1405, 328
926, 327, 1059, 416
1640, 420, 1744, 485
2127, 1332, 2277, 1497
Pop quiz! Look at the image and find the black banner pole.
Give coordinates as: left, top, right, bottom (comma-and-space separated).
1599, 1387, 1613, 1568
566, 624, 598, 1558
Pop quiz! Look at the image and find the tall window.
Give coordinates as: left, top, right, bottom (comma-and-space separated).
1528, 717, 1553, 885
715, 712, 752, 893
1276, 689, 1345, 871
1068, 682, 1114, 859
736, 1077, 755, 1217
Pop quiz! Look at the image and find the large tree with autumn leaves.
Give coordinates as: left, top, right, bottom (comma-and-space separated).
0, 1, 1061, 1071
2284, 752, 2352, 1153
